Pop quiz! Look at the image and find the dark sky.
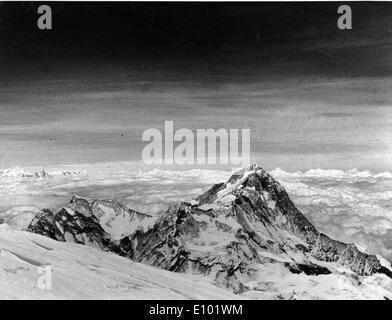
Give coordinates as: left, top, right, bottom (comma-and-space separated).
1, 2, 392, 171
2, 2, 392, 82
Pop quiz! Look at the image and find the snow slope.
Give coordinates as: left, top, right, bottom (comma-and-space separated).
90, 199, 155, 240
0, 224, 239, 300
3, 222, 392, 300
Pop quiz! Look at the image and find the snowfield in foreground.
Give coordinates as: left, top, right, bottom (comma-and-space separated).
3, 164, 392, 300
2, 224, 392, 300
0, 225, 238, 300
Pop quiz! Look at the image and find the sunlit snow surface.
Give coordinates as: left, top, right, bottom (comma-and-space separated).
2, 163, 392, 299
0, 224, 239, 300
2, 162, 392, 261
2, 224, 392, 300
0, 164, 233, 231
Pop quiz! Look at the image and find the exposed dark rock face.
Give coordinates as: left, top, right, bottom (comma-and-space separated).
26, 165, 392, 294
27, 207, 113, 251
217, 166, 384, 277
285, 262, 331, 275
27, 196, 152, 252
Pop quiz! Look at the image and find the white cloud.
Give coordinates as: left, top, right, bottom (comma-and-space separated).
2, 164, 392, 262
0, 164, 235, 227
271, 168, 392, 260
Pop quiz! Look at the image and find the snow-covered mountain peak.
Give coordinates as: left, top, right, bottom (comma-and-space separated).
0, 166, 87, 179
1, 166, 34, 178
30, 195, 156, 243
90, 199, 155, 240
25, 164, 392, 299
195, 165, 288, 215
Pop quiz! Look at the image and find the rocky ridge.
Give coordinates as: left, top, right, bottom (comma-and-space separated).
26, 165, 392, 296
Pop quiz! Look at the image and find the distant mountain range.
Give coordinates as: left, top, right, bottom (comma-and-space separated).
24, 164, 392, 299
0, 166, 87, 178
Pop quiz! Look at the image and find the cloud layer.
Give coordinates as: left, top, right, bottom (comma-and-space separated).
2, 164, 392, 261
0, 165, 233, 230
271, 168, 392, 260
